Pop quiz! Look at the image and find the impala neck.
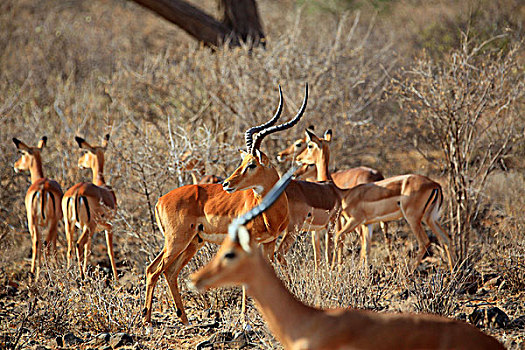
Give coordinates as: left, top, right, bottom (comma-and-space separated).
246, 250, 318, 348
30, 154, 45, 183
91, 159, 106, 186
252, 168, 281, 198
316, 145, 332, 182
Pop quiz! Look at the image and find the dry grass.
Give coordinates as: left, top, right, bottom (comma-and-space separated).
1, 0, 524, 349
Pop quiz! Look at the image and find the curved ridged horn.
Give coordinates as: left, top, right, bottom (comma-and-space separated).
245, 85, 283, 152
252, 83, 308, 154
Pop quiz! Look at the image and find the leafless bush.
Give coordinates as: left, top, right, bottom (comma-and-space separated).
392, 34, 524, 263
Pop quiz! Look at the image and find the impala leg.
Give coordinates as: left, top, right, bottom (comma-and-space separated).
28, 216, 41, 278
275, 228, 296, 265
325, 229, 335, 267
325, 217, 342, 266
262, 240, 277, 262
331, 217, 361, 269
360, 224, 373, 266
241, 286, 247, 324
425, 218, 456, 271
76, 224, 93, 279
144, 237, 192, 325
63, 198, 75, 269
381, 222, 394, 265
311, 231, 321, 271
163, 236, 203, 325
84, 236, 92, 277
143, 248, 165, 324
44, 219, 59, 263
104, 226, 118, 281
404, 216, 430, 272
65, 218, 75, 269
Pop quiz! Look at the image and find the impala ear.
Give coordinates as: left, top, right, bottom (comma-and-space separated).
101, 134, 110, 148
324, 129, 332, 142
12, 138, 32, 153
255, 149, 270, 166
305, 128, 316, 142
37, 136, 47, 149
75, 136, 94, 151
237, 226, 252, 253
239, 149, 249, 159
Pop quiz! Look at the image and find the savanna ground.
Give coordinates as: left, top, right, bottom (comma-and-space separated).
1, 0, 524, 348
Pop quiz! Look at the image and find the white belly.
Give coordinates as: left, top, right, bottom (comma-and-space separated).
199, 232, 227, 244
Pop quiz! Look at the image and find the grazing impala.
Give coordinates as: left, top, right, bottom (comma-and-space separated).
143, 85, 308, 325
13, 136, 63, 278
296, 129, 456, 271
276, 130, 386, 269
62, 134, 118, 280
191, 167, 503, 350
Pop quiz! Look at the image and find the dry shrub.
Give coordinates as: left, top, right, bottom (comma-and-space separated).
484, 172, 525, 292
392, 35, 524, 263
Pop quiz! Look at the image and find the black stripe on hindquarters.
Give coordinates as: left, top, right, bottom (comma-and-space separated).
422, 188, 438, 215
41, 190, 46, 220
80, 196, 91, 222
49, 192, 56, 219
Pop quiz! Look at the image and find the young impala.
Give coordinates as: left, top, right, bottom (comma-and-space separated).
62, 134, 118, 280
143, 85, 308, 325
13, 136, 63, 278
191, 168, 503, 350
296, 129, 456, 271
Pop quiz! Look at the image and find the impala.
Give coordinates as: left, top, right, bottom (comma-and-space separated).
191, 166, 503, 350
277, 130, 384, 187
62, 134, 118, 280
276, 130, 386, 269
143, 85, 308, 325
296, 128, 456, 271
13, 136, 64, 278
274, 174, 342, 269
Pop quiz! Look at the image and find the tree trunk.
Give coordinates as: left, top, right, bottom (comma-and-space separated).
219, 0, 265, 47
130, 0, 265, 48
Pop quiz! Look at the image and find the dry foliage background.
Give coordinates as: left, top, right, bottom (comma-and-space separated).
1, 0, 524, 349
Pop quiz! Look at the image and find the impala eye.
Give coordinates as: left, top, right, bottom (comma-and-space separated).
247, 163, 257, 169
295, 142, 302, 147
307, 144, 313, 149
225, 252, 236, 259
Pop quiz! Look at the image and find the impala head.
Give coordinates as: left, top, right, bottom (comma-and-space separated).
222, 84, 308, 195
296, 128, 332, 166
222, 149, 273, 194
295, 163, 317, 179
276, 125, 314, 163
192, 167, 296, 291
12, 136, 47, 173
76, 134, 110, 170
